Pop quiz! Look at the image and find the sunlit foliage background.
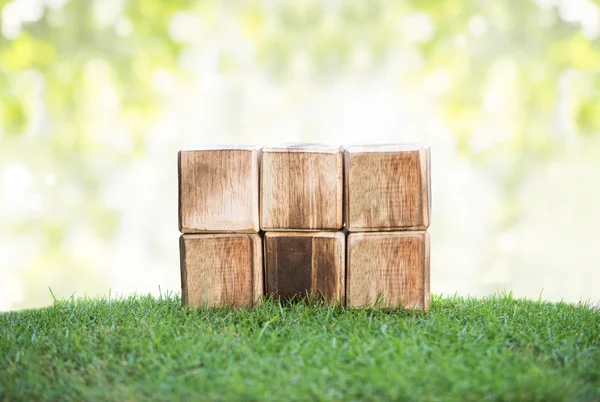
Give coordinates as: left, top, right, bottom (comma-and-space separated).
1, 0, 599, 311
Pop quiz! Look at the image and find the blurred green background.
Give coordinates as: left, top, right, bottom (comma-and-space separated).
1, 0, 599, 311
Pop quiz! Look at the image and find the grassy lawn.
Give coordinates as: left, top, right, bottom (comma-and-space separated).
1, 294, 599, 401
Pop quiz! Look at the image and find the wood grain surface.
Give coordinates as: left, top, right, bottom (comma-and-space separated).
346, 231, 430, 311
264, 231, 345, 304
344, 144, 431, 231
180, 233, 263, 308
178, 147, 260, 233
261, 144, 343, 230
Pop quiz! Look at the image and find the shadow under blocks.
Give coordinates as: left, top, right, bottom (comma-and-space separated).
178, 143, 431, 311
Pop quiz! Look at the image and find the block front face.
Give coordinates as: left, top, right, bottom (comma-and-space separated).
180, 234, 263, 308
347, 232, 430, 311
264, 231, 345, 304
178, 147, 260, 233
261, 145, 343, 230
345, 144, 430, 231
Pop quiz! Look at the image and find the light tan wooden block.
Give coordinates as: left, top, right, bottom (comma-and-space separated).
346, 231, 430, 311
264, 231, 345, 304
178, 146, 260, 233
344, 144, 431, 231
261, 144, 343, 231
179, 233, 263, 308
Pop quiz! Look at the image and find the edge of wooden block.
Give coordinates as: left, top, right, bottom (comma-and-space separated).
179, 234, 188, 308
335, 150, 344, 229
423, 231, 430, 313
420, 145, 431, 229
259, 148, 267, 229
250, 149, 261, 232
345, 230, 351, 306
262, 232, 269, 298
248, 233, 264, 307
257, 147, 263, 233
336, 230, 346, 305
343, 150, 351, 232
177, 150, 183, 233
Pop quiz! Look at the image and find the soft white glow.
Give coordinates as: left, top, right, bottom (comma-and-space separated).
116, 18, 133, 37
454, 34, 467, 49
533, 0, 557, 10
93, 0, 124, 27
168, 12, 202, 43
151, 68, 178, 94
1, 2, 22, 39
0, 274, 24, 312
402, 12, 435, 43
26, 193, 43, 211
468, 15, 488, 37
44, 0, 69, 10
2, 164, 34, 196
554, 0, 600, 39
425, 68, 452, 95
580, 2, 600, 39
16, 0, 44, 23
44, 173, 56, 187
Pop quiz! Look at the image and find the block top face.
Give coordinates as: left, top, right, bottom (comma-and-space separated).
348, 230, 428, 241
262, 143, 343, 154
344, 144, 431, 231
178, 148, 260, 233
260, 146, 343, 230
180, 145, 262, 151
344, 143, 426, 153
264, 231, 345, 240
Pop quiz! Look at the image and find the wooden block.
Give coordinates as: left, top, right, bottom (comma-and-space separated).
344, 144, 431, 231
264, 231, 345, 304
178, 146, 260, 233
261, 144, 343, 230
346, 231, 430, 311
179, 233, 263, 308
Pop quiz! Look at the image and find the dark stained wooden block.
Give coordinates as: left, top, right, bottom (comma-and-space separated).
344, 144, 431, 231
178, 146, 260, 233
264, 231, 345, 304
180, 233, 263, 308
347, 231, 430, 311
260, 144, 343, 231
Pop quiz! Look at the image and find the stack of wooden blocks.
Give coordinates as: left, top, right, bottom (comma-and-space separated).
178, 144, 431, 311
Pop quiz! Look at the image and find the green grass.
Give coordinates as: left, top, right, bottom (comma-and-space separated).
1, 294, 599, 402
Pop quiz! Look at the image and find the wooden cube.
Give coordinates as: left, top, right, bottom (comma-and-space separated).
178, 146, 260, 233
344, 144, 431, 231
346, 231, 430, 311
261, 144, 343, 230
179, 234, 263, 308
264, 231, 345, 304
